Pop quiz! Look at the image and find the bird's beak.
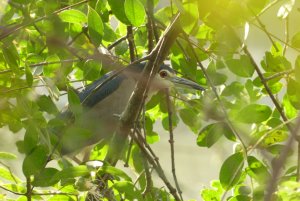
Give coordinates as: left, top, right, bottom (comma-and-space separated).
168, 76, 205, 91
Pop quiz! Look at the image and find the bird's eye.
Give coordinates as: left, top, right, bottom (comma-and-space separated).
159, 71, 168, 78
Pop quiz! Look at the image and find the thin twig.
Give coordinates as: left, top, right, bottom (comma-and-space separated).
0, 59, 79, 75
107, 35, 127, 50
264, 69, 294, 81
256, 0, 283, 18
1, 84, 47, 93
104, 13, 182, 200
243, 45, 292, 130
131, 133, 180, 200
250, 7, 279, 52
165, 89, 183, 201
250, 22, 300, 53
124, 138, 134, 167
283, 16, 289, 55
185, 37, 248, 151
0, 161, 20, 184
0, 0, 89, 40
127, 25, 136, 62
0, 185, 25, 196
146, 0, 155, 53
265, 113, 300, 201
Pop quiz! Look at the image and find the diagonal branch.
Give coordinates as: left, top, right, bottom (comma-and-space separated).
104, 12, 182, 200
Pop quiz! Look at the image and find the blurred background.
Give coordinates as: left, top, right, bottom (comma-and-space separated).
1, 0, 300, 200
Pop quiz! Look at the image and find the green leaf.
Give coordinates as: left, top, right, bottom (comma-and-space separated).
25, 66, 33, 86
200, 180, 224, 201
283, 94, 298, 119
262, 130, 288, 146
226, 55, 254, 77
180, 2, 198, 34
98, 166, 132, 181
228, 195, 251, 201
295, 55, 300, 82
287, 78, 300, 109
50, 165, 90, 183
146, 131, 160, 144
162, 113, 179, 131
103, 23, 118, 42
0, 167, 20, 182
237, 104, 272, 123
37, 95, 59, 114
67, 88, 82, 117
246, 0, 268, 14
221, 81, 244, 97
179, 108, 201, 133
88, 6, 104, 46
206, 61, 227, 85
261, 52, 292, 72
22, 145, 48, 177
246, 156, 270, 184
83, 59, 102, 81
44, 54, 61, 77
108, 0, 130, 25
2, 44, 20, 72
32, 168, 60, 187
124, 0, 146, 26
220, 152, 244, 190
197, 122, 235, 147
0, 152, 17, 160
291, 32, 300, 48
112, 181, 143, 200
58, 9, 87, 24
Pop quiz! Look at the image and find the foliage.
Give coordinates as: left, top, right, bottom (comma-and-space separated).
0, 0, 300, 200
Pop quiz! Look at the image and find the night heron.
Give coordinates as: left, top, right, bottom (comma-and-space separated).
52, 63, 204, 157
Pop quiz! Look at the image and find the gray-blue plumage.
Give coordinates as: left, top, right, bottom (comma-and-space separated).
54, 63, 204, 155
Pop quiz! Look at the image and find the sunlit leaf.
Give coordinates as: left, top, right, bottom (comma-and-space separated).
58, 9, 87, 24
0, 152, 17, 160
50, 165, 90, 183
124, 0, 146, 26
201, 180, 224, 201
220, 152, 244, 190
226, 55, 254, 77
246, 156, 270, 184
44, 54, 61, 77
88, 6, 104, 46
108, 0, 130, 25
0, 167, 20, 182
228, 195, 251, 201
295, 55, 300, 82
2, 44, 20, 72
283, 94, 298, 119
262, 130, 288, 146
287, 78, 300, 109
237, 104, 272, 123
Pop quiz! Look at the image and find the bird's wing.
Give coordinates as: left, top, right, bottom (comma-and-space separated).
78, 71, 125, 108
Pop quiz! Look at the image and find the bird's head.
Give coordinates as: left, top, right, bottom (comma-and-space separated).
152, 64, 205, 92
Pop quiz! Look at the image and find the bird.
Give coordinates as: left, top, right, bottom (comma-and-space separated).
50, 62, 205, 158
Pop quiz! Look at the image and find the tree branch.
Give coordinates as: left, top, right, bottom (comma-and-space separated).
165, 89, 183, 200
